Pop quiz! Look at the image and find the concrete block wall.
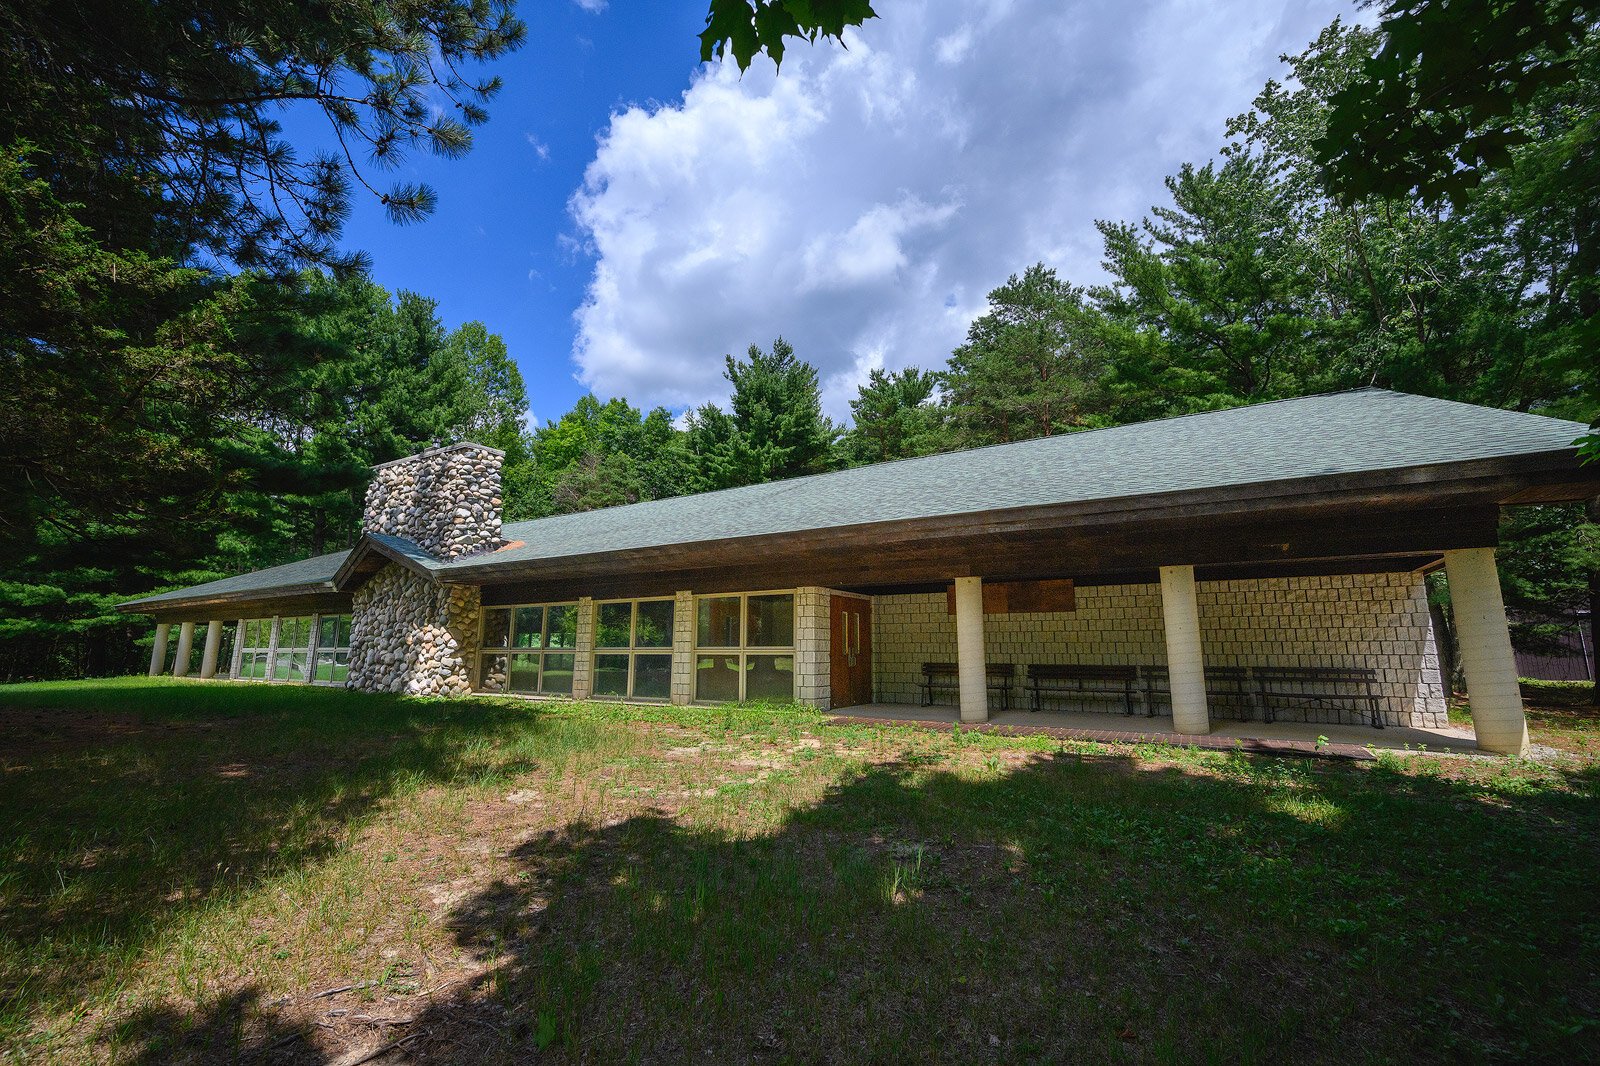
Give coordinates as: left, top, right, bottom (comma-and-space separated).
794, 587, 831, 710
872, 572, 1447, 727
1199, 574, 1446, 726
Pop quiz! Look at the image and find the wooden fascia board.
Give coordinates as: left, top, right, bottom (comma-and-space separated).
118, 583, 350, 620
477, 502, 1495, 604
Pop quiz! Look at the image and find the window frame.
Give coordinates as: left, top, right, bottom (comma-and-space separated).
231, 613, 351, 685
235, 618, 274, 681
311, 614, 353, 686
591, 597, 676, 702
692, 590, 797, 704
271, 616, 314, 682
479, 601, 581, 697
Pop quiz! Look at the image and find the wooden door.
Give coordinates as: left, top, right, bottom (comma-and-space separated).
830, 597, 873, 708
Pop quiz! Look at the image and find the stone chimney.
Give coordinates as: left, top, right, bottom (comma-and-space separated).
361, 442, 505, 560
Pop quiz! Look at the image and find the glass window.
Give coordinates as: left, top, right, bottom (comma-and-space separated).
593, 654, 630, 697
747, 595, 794, 647
634, 654, 672, 700
695, 654, 741, 703
237, 619, 273, 680
312, 614, 352, 685
696, 597, 741, 648
588, 599, 677, 700
513, 607, 544, 648
482, 609, 511, 649
596, 603, 633, 649
635, 600, 674, 648
746, 655, 794, 700
313, 653, 349, 686
482, 603, 581, 697
272, 617, 314, 682
478, 653, 508, 693
541, 653, 575, 694
508, 652, 540, 693
546, 606, 577, 649
693, 593, 795, 703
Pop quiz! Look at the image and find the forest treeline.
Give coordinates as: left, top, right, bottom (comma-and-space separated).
2, 18, 1595, 680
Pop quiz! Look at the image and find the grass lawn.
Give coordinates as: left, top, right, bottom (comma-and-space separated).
1, 679, 1598, 1063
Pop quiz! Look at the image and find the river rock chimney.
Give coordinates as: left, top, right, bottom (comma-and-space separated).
361, 442, 505, 560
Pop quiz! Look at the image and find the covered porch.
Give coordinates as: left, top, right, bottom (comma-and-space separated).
829, 550, 1526, 754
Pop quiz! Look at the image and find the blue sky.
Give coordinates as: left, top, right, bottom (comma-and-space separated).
290, 1, 706, 426
296, 0, 1354, 426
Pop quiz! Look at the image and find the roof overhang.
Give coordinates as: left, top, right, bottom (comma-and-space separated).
116, 445, 1600, 618
118, 585, 355, 623
331, 533, 442, 591
464, 450, 1598, 602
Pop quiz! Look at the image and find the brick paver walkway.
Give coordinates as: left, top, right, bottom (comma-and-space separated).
825, 713, 1385, 760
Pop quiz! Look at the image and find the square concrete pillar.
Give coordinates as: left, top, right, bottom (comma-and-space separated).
172, 622, 196, 678
793, 587, 831, 710
953, 576, 988, 723
1444, 547, 1529, 755
148, 623, 171, 676
572, 597, 595, 700
199, 620, 223, 678
670, 590, 695, 706
1159, 565, 1211, 735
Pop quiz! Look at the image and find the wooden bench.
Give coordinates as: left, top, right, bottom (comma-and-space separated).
1025, 664, 1139, 715
1254, 666, 1384, 728
1143, 665, 1255, 720
920, 662, 1016, 711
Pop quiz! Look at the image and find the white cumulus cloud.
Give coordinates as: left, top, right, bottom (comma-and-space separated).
568, 0, 1349, 417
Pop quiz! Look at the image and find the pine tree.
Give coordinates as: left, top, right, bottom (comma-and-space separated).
840, 368, 949, 464
688, 338, 838, 489
944, 265, 1108, 444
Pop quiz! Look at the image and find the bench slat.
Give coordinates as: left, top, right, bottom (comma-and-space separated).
1254, 666, 1382, 728
919, 662, 1015, 711
1024, 663, 1137, 715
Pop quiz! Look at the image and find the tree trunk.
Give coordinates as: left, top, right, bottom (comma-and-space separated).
1430, 599, 1458, 696
1590, 498, 1599, 705
1589, 566, 1599, 705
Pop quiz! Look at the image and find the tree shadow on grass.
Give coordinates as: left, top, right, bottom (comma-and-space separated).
120, 742, 1600, 1064
0, 680, 561, 1047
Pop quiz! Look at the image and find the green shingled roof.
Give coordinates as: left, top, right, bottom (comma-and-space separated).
121, 389, 1590, 611
456, 388, 1588, 571
121, 550, 351, 609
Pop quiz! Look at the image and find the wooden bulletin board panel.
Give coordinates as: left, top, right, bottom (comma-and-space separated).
946, 579, 1075, 615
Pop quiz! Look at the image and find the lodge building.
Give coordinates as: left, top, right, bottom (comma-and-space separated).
120, 389, 1600, 756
